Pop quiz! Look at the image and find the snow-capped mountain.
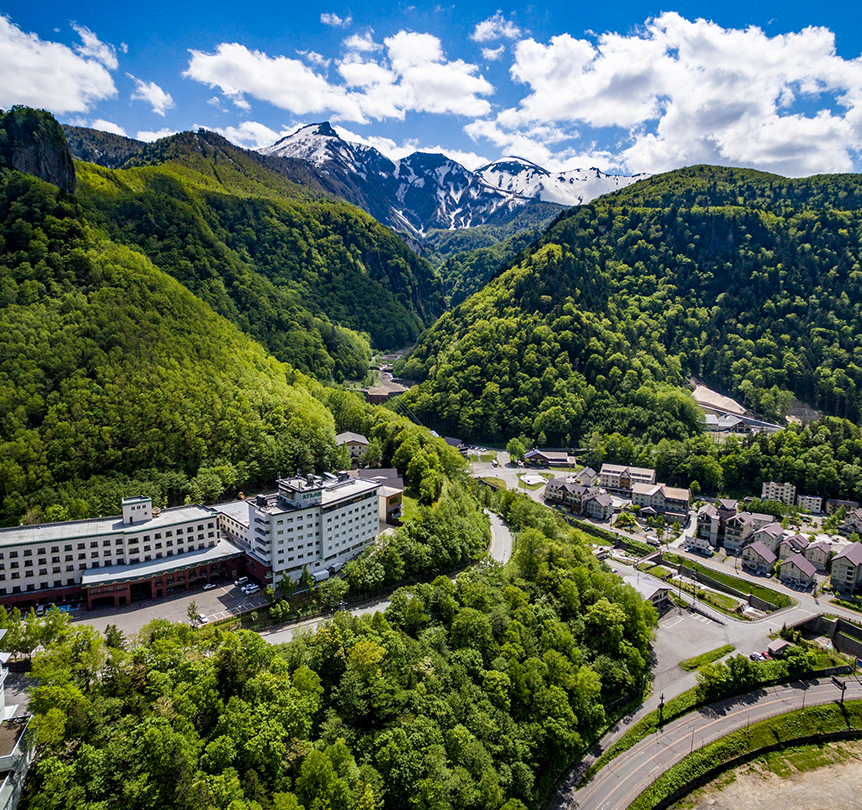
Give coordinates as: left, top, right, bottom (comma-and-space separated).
260, 123, 644, 239
476, 156, 647, 207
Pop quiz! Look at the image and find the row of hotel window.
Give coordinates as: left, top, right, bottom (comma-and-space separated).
0, 532, 218, 583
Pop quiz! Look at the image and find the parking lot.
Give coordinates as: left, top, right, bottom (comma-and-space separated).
72, 578, 270, 636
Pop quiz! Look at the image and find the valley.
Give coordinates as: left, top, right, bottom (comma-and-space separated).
5, 106, 862, 810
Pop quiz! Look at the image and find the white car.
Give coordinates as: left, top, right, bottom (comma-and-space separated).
203, 583, 217, 590
243, 585, 261, 595
197, 613, 208, 624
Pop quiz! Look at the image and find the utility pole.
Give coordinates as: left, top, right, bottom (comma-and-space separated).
658, 692, 665, 726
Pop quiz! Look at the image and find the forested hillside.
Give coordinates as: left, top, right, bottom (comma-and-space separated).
68, 128, 444, 377
397, 166, 862, 443
0, 166, 353, 525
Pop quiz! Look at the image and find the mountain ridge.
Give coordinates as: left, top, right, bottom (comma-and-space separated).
259, 121, 644, 238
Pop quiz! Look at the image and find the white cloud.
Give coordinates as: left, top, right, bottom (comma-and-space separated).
493, 13, 862, 175
344, 32, 381, 53
482, 46, 505, 62
321, 12, 351, 27
71, 23, 118, 69
0, 15, 117, 113
471, 13, 521, 43
91, 118, 127, 137
301, 50, 331, 68
465, 117, 622, 171
136, 128, 176, 142
207, 95, 222, 106
186, 32, 493, 123
205, 120, 294, 149
185, 43, 367, 121
127, 74, 174, 116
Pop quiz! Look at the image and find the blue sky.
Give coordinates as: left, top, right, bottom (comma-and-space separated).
3, 1, 862, 175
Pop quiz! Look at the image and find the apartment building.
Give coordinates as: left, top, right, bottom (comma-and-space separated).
335, 432, 369, 462
796, 494, 823, 514
218, 473, 380, 585
599, 464, 656, 494
761, 481, 796, 506
630, 483, 691, 518
0, 497, 226, 609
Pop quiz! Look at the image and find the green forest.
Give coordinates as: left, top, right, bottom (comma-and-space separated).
397, 166, 862, 444
21, 490, 655, 810
72, 131, 444, 380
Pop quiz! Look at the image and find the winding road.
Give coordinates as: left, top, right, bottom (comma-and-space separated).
260, 508, 515, 645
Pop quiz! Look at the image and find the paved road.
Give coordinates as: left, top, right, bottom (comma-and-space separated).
565, 675, 862, 810
261, 508, 516, 646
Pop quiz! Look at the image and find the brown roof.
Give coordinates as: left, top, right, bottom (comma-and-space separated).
745, 540, 777, 564
835, 543, 862, 566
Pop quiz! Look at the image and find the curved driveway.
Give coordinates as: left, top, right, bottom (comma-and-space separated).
563, 676, 862, 810
261, 509, 514, 645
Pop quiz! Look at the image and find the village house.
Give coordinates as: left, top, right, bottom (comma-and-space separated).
724, 512, 774, 554
582, 492, 614, 521
777, 534, 809, 560
804, 540, 833, 572
748, 522, 785, 554
779, 554, 817, 588
696, 504, 720, 546
335, 431, 369, 462
830, 543, 862, 593
839, 508, 862, 537
741, 540, 777, 575
525, 448, 578, 466
631, 483, 691, 519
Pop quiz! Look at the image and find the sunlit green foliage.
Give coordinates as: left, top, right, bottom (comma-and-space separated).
23, 492, 655, 810
397, 165, 862, 442
73, 131, 445, 378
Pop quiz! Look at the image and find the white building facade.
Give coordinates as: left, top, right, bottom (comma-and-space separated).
0, 497, 220, 607
761, 481, 796, 506
220, 473, 380, 585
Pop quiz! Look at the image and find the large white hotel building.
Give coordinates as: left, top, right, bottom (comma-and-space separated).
216, 472, 380, 585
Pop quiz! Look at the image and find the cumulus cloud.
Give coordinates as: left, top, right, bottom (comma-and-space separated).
488, 12, 862, 175
186, 31, 493, 123
344, 32, 381, 53
136, 128, 176, 142
206, 120, 294, 149
91, 118, 127, 137
471, 13, 521, 43
321, 12, 351, 27
482, 46, 505, 62
465, 118, 621, 171
72, 23, 118, 69
301, 50, 331, 68
0, 15, 117, 113
128, 74, 174, 116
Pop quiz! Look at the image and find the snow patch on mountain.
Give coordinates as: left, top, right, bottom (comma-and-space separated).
258, 124, 645, 238
476, 156, 647, 207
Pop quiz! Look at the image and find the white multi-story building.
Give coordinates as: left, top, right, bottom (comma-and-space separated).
0, 497, 226, 608
761, 481, 796, 506
796, 494, 823, 514
217, 473, 380, 584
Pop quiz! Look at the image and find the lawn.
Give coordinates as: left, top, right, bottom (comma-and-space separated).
664, 553, 793, 609
679, 644, 736, 672
478, 477, 508, 490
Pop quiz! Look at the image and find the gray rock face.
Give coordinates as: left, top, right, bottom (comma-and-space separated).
1, 107, 76, 193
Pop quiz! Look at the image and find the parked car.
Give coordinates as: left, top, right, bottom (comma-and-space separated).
234, 577, 249, 587
197, 613, 208, 624
749, 652, 764, 661
244, 585, 261, 595
203, 583, 217, 590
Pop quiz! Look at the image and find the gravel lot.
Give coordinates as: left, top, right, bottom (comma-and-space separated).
678, 740, 862, 810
